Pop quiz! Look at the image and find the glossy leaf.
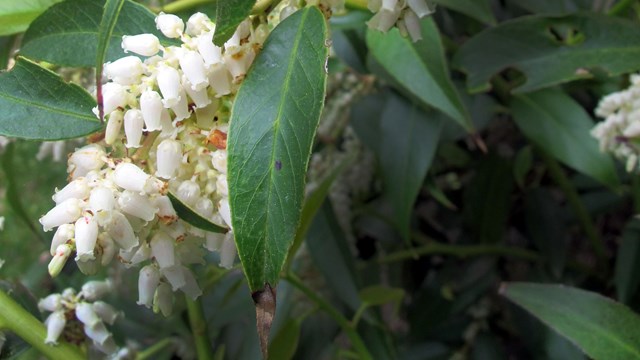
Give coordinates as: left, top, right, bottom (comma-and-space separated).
167, 192, 228, 234
95, 0, 125, 121
453, 13, 640, 93
367, 18, 471, 130
615, 219, 640, 304
511, 88, 619, 187
20, 0, 173, 67
0, 57, 101, 140
379, 94, 443, 242
0, 36, 13, 70
213, 0, 256, 46
227, 7, 329, 292
0, 0, 61, 36
433, 0, 496, 25
501, 282, 640, 360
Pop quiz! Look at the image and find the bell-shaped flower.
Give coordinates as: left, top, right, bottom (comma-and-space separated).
150, 231, 176, 268
218, 198, 232, 229
98, 233, 116, 266
92, 301, 120, 325
154, 195, 178, 224
179, 50, 208, 91
40, 198, 84, 231
44, 311, 66, 345
177, 180, 200, 206
121, 34, 160, 57
105, 210, 138, 251
38, 294, 62, 312
205, 232, 225, 251
104, 56, 144, 85
53, 177, 90, 205
89, 186, 116, 214
140, 90, 164, 131
81, 280, 112, 301
179, 267, 202, 300
118, 190, 158, 221
83, 321, 111, 346
183, 76, 211, 108
156, 139, 183, 179
403, 10, 422, 42
186, 12, 212, 36
105, 110, 124, 145
157, 65, 182, 108
124, 109, 144, 148
50, 223, 75, 255
211, 150, 227, 174
406, 0, 434, 18
137, 265, 161, 307
102, 82, 127, 114
161, 265, 186, 290
156, 12, 184, 38
75, 214, 99, 261
76, 302, 101, 327
153, 282, 173, 316
216, 174, 228, 197
68, 144, 106, 177
197, 32, 222, 66
220, 232, 237, 269
208, 64, 231, 97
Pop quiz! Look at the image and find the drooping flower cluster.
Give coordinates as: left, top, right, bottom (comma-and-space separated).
39, 11, 272, 316
366, 0, 436, 42
591, 74, 640, 172
39, 280, 119, 354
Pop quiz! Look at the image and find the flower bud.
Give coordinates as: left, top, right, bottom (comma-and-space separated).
76, 302, 101, 327
92, 301, 120, 325
102, 82, 127, 114
211, 150, 227, 174
137, 265, 161, 307
186, 12, 211, 36
118, 190, 158, 221
38, 294, 62, 312
156, 139, 183, 179
161, 265, 186, 290
179, 50, 208, 91
81, 280, 112, 301
105, 210, 138, 251
75, 215, 99, 261
124, 109, 144, 148
153, 282, 173, 316
140, 90, 164, 131
50, 224, 74, 255
105, 110, 124, 145
40, 198, 83, 231
177, 180, 200, 206
220, 232, 236, 269
114, 163, 149, 193
180, 267, 202, 300
53, 178, 90, 204
44, 311, 66, 345
154, 195, 178, 224
104, 56, 144, 85
121, 34, 160, 56
48, 244, 73, 277
157, 65, 182, 108
150, 231, 176, 268
197, 32, 222, 66
156, 12, 184, 38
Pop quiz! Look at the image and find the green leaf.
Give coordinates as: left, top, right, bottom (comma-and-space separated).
213, 0, 256, 46
510, 88, 619, 188
453, 13, 640, 93
0, 57, 100, 140
95, 0, 125, 121
227, 7, 329, 292
511, 0, 592, 14
359, 286, 405, 307
0, 0, 61, 36
432, 0, 496, 25
513, 145, 533, 188
501, 282, 640, 360
379, 94, 443, 242
366, 18, 471, 130
20, 0, 174, 67
268, 318, 301, 360
0, 36, 14, 71
167, 192, 228, 234
615, 219, 640, 304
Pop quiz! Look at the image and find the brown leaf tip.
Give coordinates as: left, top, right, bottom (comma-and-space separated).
253, 283, 277, 359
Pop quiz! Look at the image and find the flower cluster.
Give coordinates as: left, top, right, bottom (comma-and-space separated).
591, 74, 640, 172
39, 280, 119, 354
366, 0, 435, 42
38, 11, 271, 316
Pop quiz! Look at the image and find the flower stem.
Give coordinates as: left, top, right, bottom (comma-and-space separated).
185, 295, 213, 360
135, 338, 175, 360
283, 272, 373, 360
0, 290, 84, 360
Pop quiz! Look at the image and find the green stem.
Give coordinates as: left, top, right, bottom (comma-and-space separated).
0, 290, 84, 360
608, 0, 636, 15
345, 0, 368, 10
135, 338, 175, 360
283, 273, 373, 360
160, 0, 277, 14
186, 296, 213, 360
538, 150, 607, 261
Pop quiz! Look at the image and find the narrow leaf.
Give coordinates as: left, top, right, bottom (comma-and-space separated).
167, 192, 228, 233
432, 0, 496, 25
0, 57, 101, 140
96, 0, 125, 122
20, 0, 176, 67
0, 0, 61, 36
615, 219, 640, 304
359, 286, 405, 307
367, 18, 471, 130
213, 0, 256, 46
511, 88, 619, 187
379, 94, 443, 242
501, 282, 640, 360
453, 13, 640, 93
227, 7, 329, 292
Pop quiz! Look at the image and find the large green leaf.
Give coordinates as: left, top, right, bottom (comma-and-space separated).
213, 0, 256, 46
432, 0, 495, 25
453, 13, 640, 93
501, 282, 640, 360
95, 0, 125, 121
615, 219, 640, 304
367, 18, 471, 130
379, 94, 443, 242
0, 57, 100, 140
510, 88, 619, 187
20, 0, 173, 67
227, 7, 328, 292
0, 0, 61, 36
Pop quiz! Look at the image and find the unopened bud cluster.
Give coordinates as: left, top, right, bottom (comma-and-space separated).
39, 280, 119, 354
592, 74, 640, 172
366, 0, 435, 42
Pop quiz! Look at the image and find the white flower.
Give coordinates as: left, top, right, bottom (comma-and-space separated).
76, 302, 101, 327
403, 10, 422, 42
150, 231, 176, 268
177, 180, 200, 206
153, 282, 173, 316
104, 56, 144, 85
38, 294, 62, 312
183, 76, 211, 108
157, 65, 183, 107
50, 224, 75, 255
53, 178, 90, 204
137, 265, 161, 307
98, 233, 116, 266
118, 190, 159, 221
211, 150, 227, 173
81, 280, 112, 301
121, 34, 160, 56
105, 210, 138, 251
179, 50, 209, 91
218, 198, 232, 229
186, 12, 212, 36
179, 266, 202, 299
68, 144, 106, 178
219, 232, 236, 269
154, 195, 178, 224
102, 82, 127, 114
48, 244, 73, 277
92, 301, 120, 325
140, 90, 165, 131
407, 0, 435, 17
44, 311, 66, 345
89, 186, 116, 213
75, 214, 99, 261
40, 198, 84, 231
124, 109, 145, 148
197, 32, 222, 66
105, 110, 124, 145
161, 265, 186, 290
156, 139, 183, 179
156, 13, 184, 39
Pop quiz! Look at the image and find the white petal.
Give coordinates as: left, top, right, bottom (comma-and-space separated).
121, 34, 160, 56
